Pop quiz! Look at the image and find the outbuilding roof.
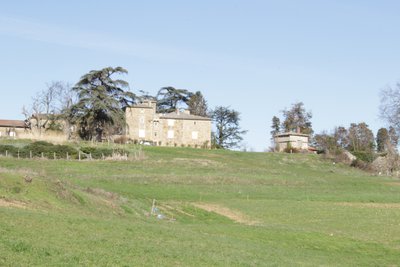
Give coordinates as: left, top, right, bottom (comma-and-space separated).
160, 112, 211, 121
0, 119, 28, 128
274, 132, 310, 138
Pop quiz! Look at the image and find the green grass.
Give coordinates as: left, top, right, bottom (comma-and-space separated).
1, 143, 400, 266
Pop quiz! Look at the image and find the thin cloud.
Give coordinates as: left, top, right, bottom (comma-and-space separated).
0, 15, 199, 63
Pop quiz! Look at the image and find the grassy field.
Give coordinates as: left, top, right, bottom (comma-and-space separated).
1, 142, 400, 266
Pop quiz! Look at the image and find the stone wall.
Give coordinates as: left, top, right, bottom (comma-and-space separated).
274, 133, 309, 152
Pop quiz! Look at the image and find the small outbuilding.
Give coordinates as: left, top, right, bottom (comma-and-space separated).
0, 119, 29, 138
274, 132, 310, 152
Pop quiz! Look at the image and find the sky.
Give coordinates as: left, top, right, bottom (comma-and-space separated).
1, 0, 400, 151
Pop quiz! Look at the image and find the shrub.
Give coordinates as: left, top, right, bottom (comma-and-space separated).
351, 159, 370, 170
351, 151, 376, 163
0, 145, 18, 156
283, 147, 300, 153
0, 141, 78, 159
114, 136, 128, 144
80, 146, 129, 159
22, 141, 78, 159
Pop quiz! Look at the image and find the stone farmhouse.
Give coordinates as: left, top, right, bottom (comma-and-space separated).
274, 131, 310, 152
125, 100, 212, 148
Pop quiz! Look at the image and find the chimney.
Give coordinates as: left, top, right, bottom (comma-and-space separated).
296, 127, 301, 134
183, 110, 190, 115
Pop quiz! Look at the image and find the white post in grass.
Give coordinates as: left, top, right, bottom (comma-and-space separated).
30, 151, 32, 159
151, 199, 156, 215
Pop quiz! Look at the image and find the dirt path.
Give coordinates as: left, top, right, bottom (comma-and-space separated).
0, 199, 27, 209
192, 202, 259, 225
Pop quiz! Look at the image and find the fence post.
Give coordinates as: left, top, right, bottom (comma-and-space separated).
67, 152, 69, 160
5, 150, 8, 157
30, 151, 32, 159
79, 151, 81, 161
54, 152, 56, 160
17, 150, 20, 159
41, 152, 44, 159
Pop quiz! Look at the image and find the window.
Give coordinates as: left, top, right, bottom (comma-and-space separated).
139, 129, 145, 138
168, 130, 174, 139
194, 121, 197, 125
168, 119, 175, 126
154, 132, 158, 137
140, 117, 145, 124
192, 131, 198, 140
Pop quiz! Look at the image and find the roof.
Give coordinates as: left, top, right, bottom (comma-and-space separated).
128, 100, 157, 109
0, 119, 28, 128
274, 132, 310, 138
160, 112, 211, 121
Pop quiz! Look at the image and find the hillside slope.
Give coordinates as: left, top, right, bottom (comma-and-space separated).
1, 146, 400, 266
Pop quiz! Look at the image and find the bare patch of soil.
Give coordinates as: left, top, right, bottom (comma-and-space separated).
0, 167, 38, 176
172, 158, 223, 167
0, 199, 27, 209
385, 182, 400, 187
335, 202, 400, 209
192, 202, 259, 225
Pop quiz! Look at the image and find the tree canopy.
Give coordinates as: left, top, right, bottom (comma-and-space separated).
282, 102, 313, 134
211, 106, 247, 149
156, 86, 192, 113
187, 91, 208, 117
69, 67, 135, 141
380, 84, 400, 133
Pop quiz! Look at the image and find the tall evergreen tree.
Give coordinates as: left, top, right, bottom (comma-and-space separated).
211, 106, 247, 149
270, 116, 281, 148
69, 67, 135, 141
156, 86, 192, 113
388, 126, 399, 148
187, 91, 208, 117
376, 128, 389, 152
282, 102, 313, 134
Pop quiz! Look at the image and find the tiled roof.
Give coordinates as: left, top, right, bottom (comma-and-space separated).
0, 119, 28, 128
160, 112, 211, 121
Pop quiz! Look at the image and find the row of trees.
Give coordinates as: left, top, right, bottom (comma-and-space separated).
23, 66, 247, 149
269, 100, 399, 168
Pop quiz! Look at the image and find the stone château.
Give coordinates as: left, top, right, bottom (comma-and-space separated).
125, 100, 211, 148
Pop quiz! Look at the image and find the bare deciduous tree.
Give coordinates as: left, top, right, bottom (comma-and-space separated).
22, 81, 75, 136
380, 84, 400, 133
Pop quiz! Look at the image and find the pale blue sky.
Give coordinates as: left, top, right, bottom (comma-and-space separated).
1, 1, 400, 151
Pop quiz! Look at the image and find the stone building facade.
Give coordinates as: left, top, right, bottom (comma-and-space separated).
274, 132, 310, 152
125, 100, 211, 148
